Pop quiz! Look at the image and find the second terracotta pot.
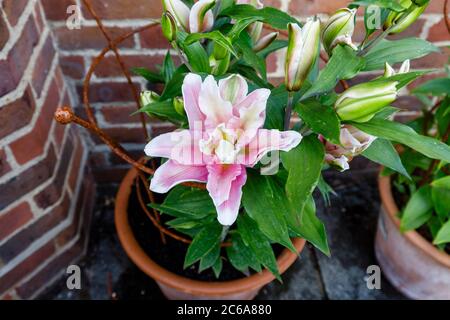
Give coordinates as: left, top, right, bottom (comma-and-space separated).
375, 175, 450, 300
115, 166, 306, 300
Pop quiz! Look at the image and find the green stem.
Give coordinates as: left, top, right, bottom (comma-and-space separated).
284, 92, 294, 130
172, 41, 194, 72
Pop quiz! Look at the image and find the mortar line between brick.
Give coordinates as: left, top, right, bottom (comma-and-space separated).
0, 0, 37, 60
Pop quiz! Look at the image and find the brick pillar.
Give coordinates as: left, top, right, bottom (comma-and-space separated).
0, 0, 94, 299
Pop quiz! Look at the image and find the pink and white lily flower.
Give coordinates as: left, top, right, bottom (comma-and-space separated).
163, 0, 215, 33
144, 73, 302, 225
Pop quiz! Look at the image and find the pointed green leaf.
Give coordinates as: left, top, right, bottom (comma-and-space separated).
237, 214, 280, 280
362, 138, 410, 179
353, 119, 450, 164
400, 186, 433, 232
184, 221, 223, 268
242, 171, 296, 252
434, 220, 450, 245
281, 135, 325, 222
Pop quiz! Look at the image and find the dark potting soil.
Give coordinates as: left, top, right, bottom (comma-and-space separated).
128, 185, 258, 282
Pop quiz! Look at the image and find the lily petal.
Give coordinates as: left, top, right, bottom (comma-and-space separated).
144, 130, 203, 165
216, 168, 247, 226
189, 0, 215, 33
244, 129, 302, 166
236, 88, 271, 135
206, 164, 243, 208
199, 75, 233, 128
182, 73, 205, 129
150, 160, 208, 193
219, 74, 248, 107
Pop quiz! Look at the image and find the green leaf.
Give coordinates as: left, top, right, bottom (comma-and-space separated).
413, 78, 450, 96
292, 197, 330, 256
431, 187, 450, 221
137, 100, 187, 125
258, 40, 288, 59
166, 217, 206, 230
242, 171, 296, 252
362, 138, 410, 179
362, 38, 439, 71
235, 32, 267, 80
199, 244, 220, 272
212, 256, 223, 278
301, 45, 365, 100
281, 135, 325, 222
131, 67, 164, 83
231, 63, 272, 88
434, 220, 450, 245
353, 119, 450, 164
386, 70, 431, 89
162, 51, 176, 83
221, 4, 299, 30
264, 85, 287, 130
184, 221, 223, 268
149, 185, 216, 219
226, 233, 262, 273
237, 214, 280, 280
159, 66, 189, 100
373, 106, 400, 119
185, 31, 238, 57
177, 30, 211, 73
351, 0, 407, 11
295, 99, 341, 144
431, 176, 450, 189
228, 16, 262, 41
400, 186, 433, 232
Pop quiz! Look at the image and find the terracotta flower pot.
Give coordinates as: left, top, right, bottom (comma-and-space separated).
375, 175, 450, 300
115, 166, 306, 300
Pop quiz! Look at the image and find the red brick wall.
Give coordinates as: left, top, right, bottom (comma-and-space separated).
0, 0, 94, 299
0, 0, 448, 299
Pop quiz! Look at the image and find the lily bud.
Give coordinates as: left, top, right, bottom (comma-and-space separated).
161, 12, 177, 42
237, 0, 264, 43
321, 125, 376, 171
173, 97, 185, 115
285, 19, 321, 92
213, 42, 228, 60
140, 91, 160, 107
335, 81, 399, 122
254, 32, 278, 52
322, 8, 357, 55
163, 0, 190, 31
383, 0, 428, 34
383, 60, 410, 77
163, 0, 215, 33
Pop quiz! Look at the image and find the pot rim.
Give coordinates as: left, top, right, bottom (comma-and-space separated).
115, 165, 306, 297
378, 174, 450, 268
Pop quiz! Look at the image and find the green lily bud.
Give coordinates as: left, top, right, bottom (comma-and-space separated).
213, 42, 228, 60
285, 19, 321, 92
161, 12, 177, 42
322, 8, 357, 55
173, 97, 185, 115
335, 81, 399, 122
383, 0, 428, 34
140, 91, 160, 107
210, 52, 231, 76
254, 32, 278, 52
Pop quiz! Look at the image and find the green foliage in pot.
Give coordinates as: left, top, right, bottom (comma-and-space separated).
128, 0, 449, 278
384, 71, 450, 251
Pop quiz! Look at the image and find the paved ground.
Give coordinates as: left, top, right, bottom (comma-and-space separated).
40, 159, 405, 300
